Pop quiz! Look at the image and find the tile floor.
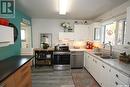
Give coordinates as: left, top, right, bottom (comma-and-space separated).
32, 67, 100, 87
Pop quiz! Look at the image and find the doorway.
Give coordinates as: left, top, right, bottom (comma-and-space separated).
20, 22, 32, 48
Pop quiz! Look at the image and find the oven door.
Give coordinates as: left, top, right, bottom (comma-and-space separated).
53, 52, 70, 70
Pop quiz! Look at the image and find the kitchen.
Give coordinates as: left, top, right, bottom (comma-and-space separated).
0, 0, 130, 87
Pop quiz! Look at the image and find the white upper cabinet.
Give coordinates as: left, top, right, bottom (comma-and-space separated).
59, 32, 75, 41
0, 25, 14, 46
74, 24, 92, 41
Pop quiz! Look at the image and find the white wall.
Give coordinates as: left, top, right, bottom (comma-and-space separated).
32, 19, 92, 48
32, 19, 64, 48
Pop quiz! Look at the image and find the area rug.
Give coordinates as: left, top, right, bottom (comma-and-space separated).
71, 69, 100, 87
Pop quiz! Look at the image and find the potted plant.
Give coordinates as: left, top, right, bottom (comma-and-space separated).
42, 43, 49, 49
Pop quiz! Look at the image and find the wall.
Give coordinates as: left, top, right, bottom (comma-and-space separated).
0, 10, 31, 60
32, 19, 92, 48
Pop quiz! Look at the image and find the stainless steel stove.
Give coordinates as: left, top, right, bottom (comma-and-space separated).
53, 44, 70, 70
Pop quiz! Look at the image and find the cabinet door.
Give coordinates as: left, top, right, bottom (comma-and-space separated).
111, 67, 129, 87
100, 63, 112, 87
93, 58, 102, 84
112, 78, 129, 87
1, 74, 15, 87
74, 25, 91, 41
83, 52, 86, 67
84, 52, 89, 69
14, 61, 32, 87
0, 25, 14, 44
59, 32, 75, 40
87, 54, 94, 74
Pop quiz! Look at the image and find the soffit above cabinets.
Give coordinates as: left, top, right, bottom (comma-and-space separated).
16, 0, 128, 20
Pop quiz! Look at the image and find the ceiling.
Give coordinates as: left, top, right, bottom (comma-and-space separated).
16, 0, 128, 20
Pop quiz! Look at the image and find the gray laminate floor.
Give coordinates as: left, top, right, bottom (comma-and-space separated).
32, 67, 100, 87
32, 67, 74, 87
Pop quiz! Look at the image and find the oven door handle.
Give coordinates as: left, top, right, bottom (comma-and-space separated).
53, 52, 70, 55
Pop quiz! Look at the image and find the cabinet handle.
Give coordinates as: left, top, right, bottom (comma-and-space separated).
115, 82, 118, 85
109, 69, 111, 72
116, 74, 119, 78
102, 65, 105, 68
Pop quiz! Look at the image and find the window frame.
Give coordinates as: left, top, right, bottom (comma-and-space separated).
116, 19, 126, 45
101, 18, 126, 45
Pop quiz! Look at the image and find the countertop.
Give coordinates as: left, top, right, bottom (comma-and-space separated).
0, 55, 34, 83
33, 48, 54, 51
70, 48, 130, 77
85, 50, 130, 78
70, 48, 87, 51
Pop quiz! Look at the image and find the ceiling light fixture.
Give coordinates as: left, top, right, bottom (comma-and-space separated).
59, 0, 68, 15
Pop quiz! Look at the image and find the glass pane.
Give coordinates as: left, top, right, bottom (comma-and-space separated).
21, 29, 26, 41
104, 22, 116, 45
117, 21, 124, 45
124, 21, 127, 44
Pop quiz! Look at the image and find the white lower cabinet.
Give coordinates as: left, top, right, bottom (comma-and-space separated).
111, 68, 130, 87
112, 78, 129, 87
84, 52, 91, 71
100, 63, 112, 87
84, 52, 130, 87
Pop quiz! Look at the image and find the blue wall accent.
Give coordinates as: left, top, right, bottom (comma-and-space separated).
0, 10, 31, 60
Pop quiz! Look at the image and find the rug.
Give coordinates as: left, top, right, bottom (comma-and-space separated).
71, 69, 100, 87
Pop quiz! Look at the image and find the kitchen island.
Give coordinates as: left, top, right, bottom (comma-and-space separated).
0, 55, 34, 87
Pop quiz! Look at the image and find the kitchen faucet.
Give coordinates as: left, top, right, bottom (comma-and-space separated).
103, 41, 112, 57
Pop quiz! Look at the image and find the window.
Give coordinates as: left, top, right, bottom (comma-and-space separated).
104, 22, 116, 45
101, 19, 126, 45
117, 19, 126, 45
21, 29, 26, 41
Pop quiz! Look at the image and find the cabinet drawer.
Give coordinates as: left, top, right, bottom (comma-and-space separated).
112, 78, 129, 87
111, 68, 129, 84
